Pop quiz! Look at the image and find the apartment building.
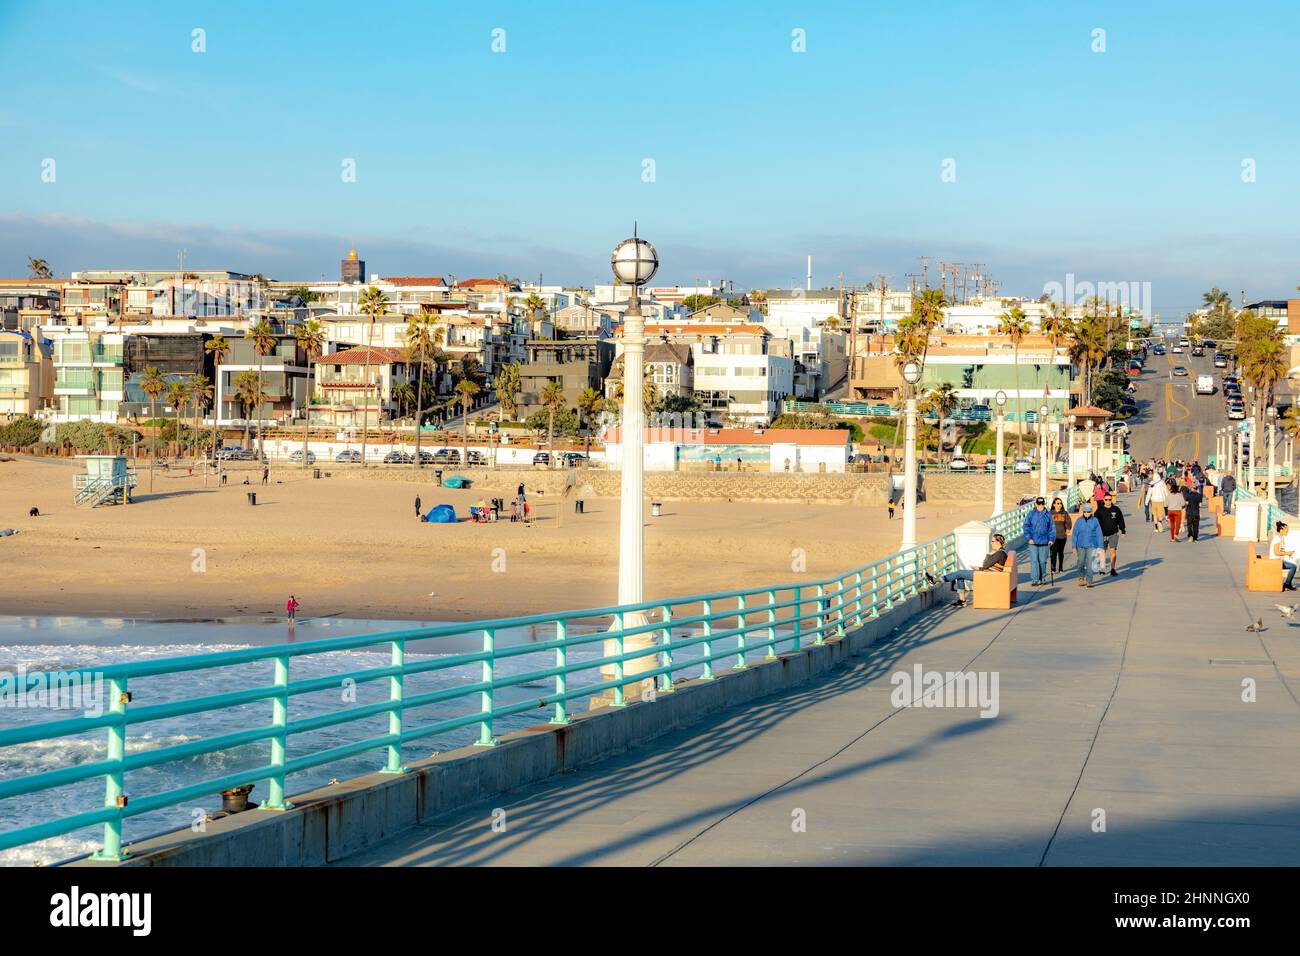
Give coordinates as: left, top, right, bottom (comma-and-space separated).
689, 326, 794, 425
309, 345, 415, 428
516, 338, 614, 418
0, 329, 53, 415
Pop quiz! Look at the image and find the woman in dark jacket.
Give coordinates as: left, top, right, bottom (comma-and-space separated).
1049, 497, 1072, 573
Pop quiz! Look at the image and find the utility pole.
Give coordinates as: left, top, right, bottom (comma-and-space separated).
841, 272, 852, 401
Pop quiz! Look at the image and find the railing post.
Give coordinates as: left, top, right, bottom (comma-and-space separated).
552, 619, 571, 724
382, 638, 405, 773
611, 611, 627, 706
814, 583, 826, 645
882, 561, 893, 610
91, 675, 128, 861
870, 566, 881, 617
659, 604, 675, 692
264, 655, 292, 809
766, 589, 778, 656
835, 578, 846, 636
476, 628, 498, 745
791, 586, 801, 650
700, 599, 715, 680
734, 594, 748, 669
853, 569, 864, 625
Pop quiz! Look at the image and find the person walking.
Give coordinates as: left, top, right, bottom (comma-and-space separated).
1219, 471, 1236, 515
1093, 475, 1109, 506
414, 494, 422, 518
1183, 480, 1204, 542
1049, 497, 1072, 575
1078, 473, 1096, 505
1166, 482, 1186, 542
1139, 470, 1152, 523
1023, 496, 1055, 586
1096, 491, 1127, 575
1270, 521, 1298, 591
1072, 501, 1104, 588
1149, 474, 1169, 532
286, 595, 299, 622
261, 464, 269, 486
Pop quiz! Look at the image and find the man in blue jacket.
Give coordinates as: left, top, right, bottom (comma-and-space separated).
1072, 500, 1105, 588
1022, 496, 1056, 586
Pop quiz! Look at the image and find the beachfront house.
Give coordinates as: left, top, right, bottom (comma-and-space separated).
308, 345, 415, 428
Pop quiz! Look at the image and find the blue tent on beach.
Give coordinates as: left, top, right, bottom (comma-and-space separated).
442, 475, 470, 489
422, 504, 457, 523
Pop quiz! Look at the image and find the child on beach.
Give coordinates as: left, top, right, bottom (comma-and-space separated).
287, 596, 299, 621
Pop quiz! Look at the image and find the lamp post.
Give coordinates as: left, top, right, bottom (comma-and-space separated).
1084, 420, 1095, 474
992, 390, 1007, 515
1237, 425, 1245, 490
1038, 402, 1049, 498
901, 360, 923, 550
1067, 413, 1077, 491
606, 229, 659, 687
1267, 405, 1278, 503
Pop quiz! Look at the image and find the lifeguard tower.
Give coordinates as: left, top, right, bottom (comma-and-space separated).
73, 455, 137, 506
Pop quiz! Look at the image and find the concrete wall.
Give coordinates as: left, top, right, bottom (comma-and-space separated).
73, 586, 943, 868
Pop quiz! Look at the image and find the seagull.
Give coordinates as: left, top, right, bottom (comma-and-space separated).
1246, 619, 1267, 633
1274, 604, 1299, 619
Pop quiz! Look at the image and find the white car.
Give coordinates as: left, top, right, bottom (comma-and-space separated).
1171, 345, 1184, 354
948, 455, 968, 471
1013, 458, 1033, 473
1103, 421, 1130, 436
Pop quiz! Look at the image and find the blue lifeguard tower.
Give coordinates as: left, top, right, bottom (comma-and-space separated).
73, 455, 138, 506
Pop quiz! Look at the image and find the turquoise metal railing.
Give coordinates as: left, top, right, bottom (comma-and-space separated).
3, 467, 1126, 861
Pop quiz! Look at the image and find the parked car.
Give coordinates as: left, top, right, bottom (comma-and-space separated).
383, 450, 412, 464
431, 448, 461, 465
466, 450, 487, 466
289, 450, 316, 464
335, 449, 362, 463
416, 449, 436, 464
216, 446, 244, 460
235, 448, 262, 461
561, 452, 588, 467
1103, 421, 1130, 436
948, 454, 968, 471
532, 452, 551, 467
1228, 403, 1246, 420
1013, 458, 1033, 473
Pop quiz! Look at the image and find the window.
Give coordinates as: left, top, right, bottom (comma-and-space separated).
0, 342, 20, 363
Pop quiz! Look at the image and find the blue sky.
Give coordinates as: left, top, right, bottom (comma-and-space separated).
1, 0, 1298, 316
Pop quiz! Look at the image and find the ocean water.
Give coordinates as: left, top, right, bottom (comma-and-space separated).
0, 613, 755, 866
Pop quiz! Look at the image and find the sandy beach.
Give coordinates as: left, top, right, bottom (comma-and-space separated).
0, 455, 1002, 623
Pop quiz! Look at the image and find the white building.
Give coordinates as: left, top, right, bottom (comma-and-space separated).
602, 426, 851, 473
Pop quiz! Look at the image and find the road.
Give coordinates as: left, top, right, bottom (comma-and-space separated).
1126, 345, 1234, 464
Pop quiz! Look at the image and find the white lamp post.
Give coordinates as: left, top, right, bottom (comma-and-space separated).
606, 229, 659, 687
901, 360, 923, 550
1067, 413, 1077, 491
1267, 405, 1278, 503
992, 390, 1007, 515
1038, 402, 1049, 498
1237, 425, 1245, 489
1084, 420, 1095, 474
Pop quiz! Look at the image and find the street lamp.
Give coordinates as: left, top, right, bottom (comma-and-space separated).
901, 359, 923, 550
1267, 405, 1278, 502
1067, 413, 1077, 491
1038, 402, 1050, 498
992, 390, 1007, 515
606, 228, 659, 690
1084, 419, 1095, 474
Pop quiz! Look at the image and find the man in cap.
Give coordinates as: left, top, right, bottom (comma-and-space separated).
1022, 495, 1056, 586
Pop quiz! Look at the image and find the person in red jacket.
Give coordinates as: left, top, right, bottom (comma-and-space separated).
286, 595, 299, 621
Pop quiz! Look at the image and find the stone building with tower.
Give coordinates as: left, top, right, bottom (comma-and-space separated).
340, 247, 366, 285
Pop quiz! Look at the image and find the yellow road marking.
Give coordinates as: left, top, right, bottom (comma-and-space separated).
1163, 430, 1200, 462
1164, 381, 1190, 422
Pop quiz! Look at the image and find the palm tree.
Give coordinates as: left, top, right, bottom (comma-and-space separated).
576, 386, 604, 457
1203, 287, 1233, 314
496, 362, 522, 421
404, 310, 438, 468
188, 375, 213, 463
922, 383, 959, 462
233, 370, 262, 447
995, 305, 1029, 450
27, 257, 53, 279
294, 319, 326, 468
523, 293, 546, 322
140, 366, 166, 490
165, 380, 190, 458
245, 319, 277, 459
541, 380, 566, 459
204, 334, 231, 456
357, 286, 390, 467
454, 378, 480, 465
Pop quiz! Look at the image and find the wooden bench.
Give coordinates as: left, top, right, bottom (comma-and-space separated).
973, 550, 1018, 609
1246, 544, 1284, 592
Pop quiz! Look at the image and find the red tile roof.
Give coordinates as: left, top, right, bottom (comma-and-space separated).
603, 427, 851, 447
313, 345, 408, 365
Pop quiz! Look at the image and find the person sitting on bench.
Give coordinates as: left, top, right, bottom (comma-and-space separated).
945, 533, 1008, 607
